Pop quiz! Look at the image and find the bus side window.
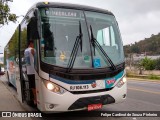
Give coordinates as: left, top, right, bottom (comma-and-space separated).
97, 28, 110, 46
97, 26, 118, 49
20, 12, 33, 67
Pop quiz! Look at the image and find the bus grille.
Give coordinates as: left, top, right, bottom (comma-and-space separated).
70, 88, 113, 94
68, 95, 115, 110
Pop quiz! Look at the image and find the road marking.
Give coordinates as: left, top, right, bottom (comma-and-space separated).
128, 87, 160, 95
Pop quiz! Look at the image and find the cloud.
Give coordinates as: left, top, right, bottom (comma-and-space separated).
118, 8, 160, 45
0, 0, 160, 49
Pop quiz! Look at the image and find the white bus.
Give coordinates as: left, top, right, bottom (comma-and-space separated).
4, 2, 126, 112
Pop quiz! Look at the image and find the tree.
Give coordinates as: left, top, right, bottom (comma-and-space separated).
130, 44, 140, 53
0, 0, 17, 27
124, 33, 160, 56
155, 58, 160, 70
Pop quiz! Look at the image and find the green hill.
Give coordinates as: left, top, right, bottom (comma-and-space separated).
124, 33, 160, 57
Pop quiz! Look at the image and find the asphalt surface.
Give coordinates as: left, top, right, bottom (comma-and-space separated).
1, 76, 160, 120
102, 79, 160, 111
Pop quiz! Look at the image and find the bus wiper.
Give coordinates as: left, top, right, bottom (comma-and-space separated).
90, 25, 116, 70
67, 21, 83, 72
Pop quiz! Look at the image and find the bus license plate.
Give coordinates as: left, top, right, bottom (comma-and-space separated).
88, 103, 102, 111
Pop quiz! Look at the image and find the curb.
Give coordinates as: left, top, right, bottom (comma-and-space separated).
127, 77, 160, 83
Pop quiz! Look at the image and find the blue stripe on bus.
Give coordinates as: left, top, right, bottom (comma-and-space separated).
115, 70, 124, 80
49, 70, 124, 85
49, 74, 95, 84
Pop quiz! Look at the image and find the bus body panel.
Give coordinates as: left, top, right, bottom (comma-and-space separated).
36, 70, 126, 112
39, 78, 126, 111
49, 70, 125, 92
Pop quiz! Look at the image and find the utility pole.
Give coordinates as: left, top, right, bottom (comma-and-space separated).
129, 53, 133, 70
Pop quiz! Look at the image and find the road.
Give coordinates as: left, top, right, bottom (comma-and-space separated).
102, 79, 160, 111
1, 76, 160, 120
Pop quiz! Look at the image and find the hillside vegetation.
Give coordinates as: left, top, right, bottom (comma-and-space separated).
124, 33, 160, 57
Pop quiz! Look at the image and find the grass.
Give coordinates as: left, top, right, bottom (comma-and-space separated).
148, 74, 160, 80
126, 73, 160, 80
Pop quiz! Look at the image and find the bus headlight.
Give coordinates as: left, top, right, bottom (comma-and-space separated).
116, 77, 127, 88
43, 80, 66, 94
47, 83, 55, 90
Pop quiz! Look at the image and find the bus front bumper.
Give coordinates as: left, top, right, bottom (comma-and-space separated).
40, 82, 127, 112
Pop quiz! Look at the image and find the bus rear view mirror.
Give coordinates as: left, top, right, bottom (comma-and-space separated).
29, 17, 40, 40
34, 9, 38, 18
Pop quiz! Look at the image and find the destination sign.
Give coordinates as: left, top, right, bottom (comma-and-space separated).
44, 9, 79, 18
52, 11, 77, 17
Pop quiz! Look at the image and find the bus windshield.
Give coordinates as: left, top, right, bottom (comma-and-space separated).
39, 8, 124, 69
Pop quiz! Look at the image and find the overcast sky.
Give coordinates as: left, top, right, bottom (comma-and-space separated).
0, 0, 160, 54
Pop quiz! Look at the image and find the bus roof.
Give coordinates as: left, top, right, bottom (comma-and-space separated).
28, 2, 114, 16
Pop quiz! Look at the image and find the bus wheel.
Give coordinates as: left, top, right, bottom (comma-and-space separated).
7, 72, 12, 86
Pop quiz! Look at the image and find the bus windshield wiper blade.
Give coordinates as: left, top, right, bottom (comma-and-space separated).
67, 21, 83, 72
90, 25, 116, 70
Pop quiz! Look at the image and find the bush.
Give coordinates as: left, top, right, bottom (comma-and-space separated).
148, 74, 160, 80
140, 57, 156, 70
155, 58, 160, 70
